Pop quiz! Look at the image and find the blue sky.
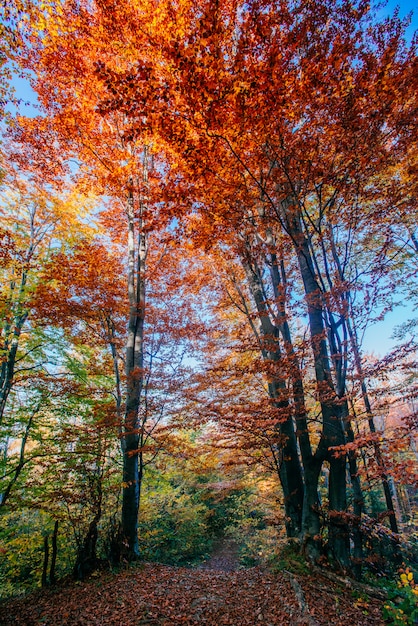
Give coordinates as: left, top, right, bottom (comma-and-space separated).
363, 1, 417, 354
384, 0, 417, 31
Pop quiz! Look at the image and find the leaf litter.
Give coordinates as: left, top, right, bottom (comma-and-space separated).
0, 559, 385, 625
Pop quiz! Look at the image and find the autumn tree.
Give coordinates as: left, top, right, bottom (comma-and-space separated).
4, 0, 176, 559
92, 0, 416, 568
0, 167, 97, 426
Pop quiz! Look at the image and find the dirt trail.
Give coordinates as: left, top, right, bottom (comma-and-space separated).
198, 537, 241, 571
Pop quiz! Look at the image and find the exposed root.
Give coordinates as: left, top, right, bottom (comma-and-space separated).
284, 570, 320, 626
310, 566, 387, 601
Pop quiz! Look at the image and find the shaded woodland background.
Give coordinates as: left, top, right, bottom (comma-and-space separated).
0, 0, 417, 617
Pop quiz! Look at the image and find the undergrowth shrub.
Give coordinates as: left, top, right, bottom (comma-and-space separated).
137, 489, 212, 565
382, 568, 418, 626
224, 490, 285, 567
0, 510, 74, 599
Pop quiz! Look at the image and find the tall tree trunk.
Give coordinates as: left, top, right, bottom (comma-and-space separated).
268, 248, 322, 558
285, 209, 350, 568
0, 228, 34, 425
121, 217, 146, 559
326, 223, 394, 543
121, 148, 149, 559
242, 250, 304, 537
49, 521, 59, 585
42, 535, 49, 588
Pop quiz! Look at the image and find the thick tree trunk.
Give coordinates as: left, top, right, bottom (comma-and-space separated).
268, 249, 322, 556
286, 210, 350, 568
242, 253, 304, 537
268, 378, 304, 537
320, 229, 365, 573
121, 216, 146, 558
328, 445, 349, 567
300, 455, 322, 560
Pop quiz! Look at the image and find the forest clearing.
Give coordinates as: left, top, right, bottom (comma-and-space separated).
0, 0, 417, 623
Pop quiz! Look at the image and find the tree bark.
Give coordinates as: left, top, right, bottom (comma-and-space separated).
285, 208, 350, 568
268, 247, 322, 556
0, 308, 29, 425
0, 229, 33, 424
346, 317, 399, 534
242, 250, 304, 537
73, 516, 100, 580
121, 148, 149, 559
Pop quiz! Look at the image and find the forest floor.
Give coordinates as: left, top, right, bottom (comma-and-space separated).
0, 540, 387, 625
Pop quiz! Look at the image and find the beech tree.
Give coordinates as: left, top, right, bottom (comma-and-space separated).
91, 0, 416, 568
5, 0, 170, 558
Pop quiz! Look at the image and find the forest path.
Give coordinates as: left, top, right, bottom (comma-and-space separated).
197, 537, 241, 571
0, 562, 386, 626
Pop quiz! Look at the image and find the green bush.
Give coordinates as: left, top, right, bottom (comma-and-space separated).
0, 510, 75, 599
230, 521, 279, 567
223, 490, 283, 567
138, 489, 212, 565
382, 569, 418, 626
